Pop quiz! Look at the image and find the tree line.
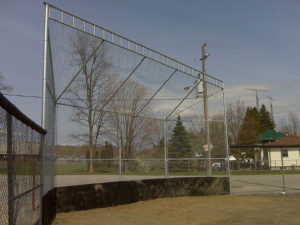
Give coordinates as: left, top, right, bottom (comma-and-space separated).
227, 100, 300, 158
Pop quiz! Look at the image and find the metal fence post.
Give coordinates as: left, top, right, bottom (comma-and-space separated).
39, 135, 45, 225
280, 149, 286, 193
118, 116, 122, 180
163, 117, 168, 177
222, 87, 231, 195
7, 113, 14, 225
119, 144, 122, 180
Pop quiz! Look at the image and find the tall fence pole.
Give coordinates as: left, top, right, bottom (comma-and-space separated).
41, 2, 49, 204
222, 87, 232, 195
118, 114, 122, 180
118, 137, 122, 180
39, 135, 45, 225
42, 3, 49, 129
7, 113, 14, 225
280, 149, 286, 193
163, 117, 168, 177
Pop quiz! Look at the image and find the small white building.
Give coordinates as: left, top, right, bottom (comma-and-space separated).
256, 136, 300, 169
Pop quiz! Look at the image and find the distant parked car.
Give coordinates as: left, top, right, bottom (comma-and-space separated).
212, 162, 221, 168
244, 158, 253, 163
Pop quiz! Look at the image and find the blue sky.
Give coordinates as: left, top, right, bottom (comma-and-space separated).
1, 0, 300, 128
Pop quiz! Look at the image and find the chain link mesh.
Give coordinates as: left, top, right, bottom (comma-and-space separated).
44, 4, 229, 188
0, 108, 8, 225
0, 96, 44, 225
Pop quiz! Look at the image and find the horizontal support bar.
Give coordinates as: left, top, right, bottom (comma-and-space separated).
12, 184, 42, 201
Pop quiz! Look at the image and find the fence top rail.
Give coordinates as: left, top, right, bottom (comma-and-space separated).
56, 158, 226, 161
0, 92, 47, 135
43, 2, 224, 89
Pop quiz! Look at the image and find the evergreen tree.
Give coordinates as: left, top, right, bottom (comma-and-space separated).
259, 104, 275, 133
168, 115, 192, 171
238, 107, 260, 157
101, 141, 114, 159
237, 105, 274, 158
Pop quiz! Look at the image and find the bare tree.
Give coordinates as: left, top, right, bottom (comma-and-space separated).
67, 33, 111, 173
186, 116, 205, 157
226, 100, 246, 144
279, 112, 300, 136
107, 79, 156, 162
0, 73, 13, 92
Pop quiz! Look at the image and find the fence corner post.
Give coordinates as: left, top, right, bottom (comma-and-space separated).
7, 113, 14, 225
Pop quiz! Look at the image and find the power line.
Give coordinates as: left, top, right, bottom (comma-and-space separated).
3, 93, 204, 101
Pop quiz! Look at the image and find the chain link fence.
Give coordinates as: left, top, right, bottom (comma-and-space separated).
43, 3, 230, 191
0, 92, 46, 225
54, 115, 230, 187
231, 159, 300, 195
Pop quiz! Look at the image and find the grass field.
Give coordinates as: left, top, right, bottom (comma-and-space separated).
54, 161, 300, 176
0, 161, 41, 175
53, 194, 300, 225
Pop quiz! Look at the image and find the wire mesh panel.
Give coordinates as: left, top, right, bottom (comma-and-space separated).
43, 3, 229, 188
0, 107, 8, 225
230, 158, 300, 195
42, 26, 56, 195
0, 92, 46, 225
10, 117, 42, 225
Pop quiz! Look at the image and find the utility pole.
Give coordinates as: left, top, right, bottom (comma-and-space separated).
245, 88, 268, 109
201, 43, 212, 177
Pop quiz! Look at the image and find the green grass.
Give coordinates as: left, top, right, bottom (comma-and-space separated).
3, 160, 299, 176
0, 161, 41, 175
54, 161, 300, 176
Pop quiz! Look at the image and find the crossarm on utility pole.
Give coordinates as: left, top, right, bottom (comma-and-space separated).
169, 89, 223, 120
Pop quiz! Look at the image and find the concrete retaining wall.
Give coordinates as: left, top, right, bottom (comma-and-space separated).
55, 177, 229, 213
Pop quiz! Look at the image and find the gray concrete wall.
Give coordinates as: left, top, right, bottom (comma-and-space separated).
56, 177, 229, 213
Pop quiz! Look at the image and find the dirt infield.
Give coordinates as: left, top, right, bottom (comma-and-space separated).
53, 194, 300, 225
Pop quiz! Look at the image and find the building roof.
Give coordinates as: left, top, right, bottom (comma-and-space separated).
231, 135, 300, 149
257, 129, 285, 142
267, 135, 300, 147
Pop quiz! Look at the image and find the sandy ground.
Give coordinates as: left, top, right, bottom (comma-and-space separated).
53, 194, 300, 225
